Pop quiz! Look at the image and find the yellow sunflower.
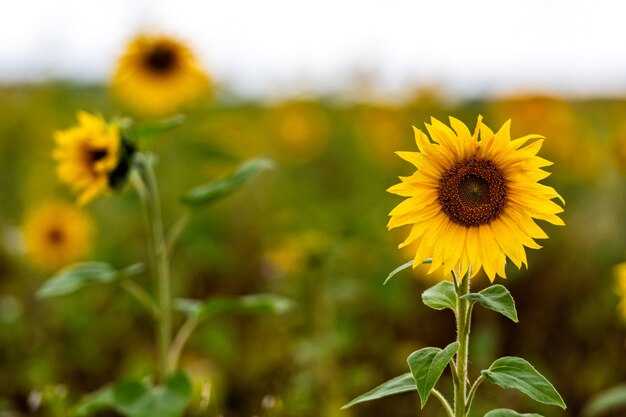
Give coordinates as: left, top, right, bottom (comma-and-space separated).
388, 116, 564, 281
23, 201, 93, 271
53, 111, 120, 205
112, 34, 210, 117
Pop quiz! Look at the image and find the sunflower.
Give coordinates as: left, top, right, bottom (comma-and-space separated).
387, 116, 564, 281
53, 111, 120, 205
112, 34, 210, 117
23, 201, 93, 271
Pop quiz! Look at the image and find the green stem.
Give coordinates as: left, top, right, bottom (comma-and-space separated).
169, 315, 200, 370
465, 375, 485, 415
432, 388, 455, 417
453, 266, 471, 417
120, 279, 161, 321
134, 154, 173, 382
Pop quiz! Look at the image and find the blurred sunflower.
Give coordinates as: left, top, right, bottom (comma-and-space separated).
53, 111, 121, 205
614, 262, 626, 321
112, 34, 210, 117
267, 101, 329, 165
388, 116, 564, 281
23, 201, 93, 271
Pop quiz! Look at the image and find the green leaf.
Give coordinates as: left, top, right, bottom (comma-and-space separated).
383, 258, 432, 285
482, 357, 566, 409
174, 294, 294, 320
122, 115, 186, 143
422, 281, 456, 311
485, 409, 543, 417
75, 371, 192, 417
37, 262, 120, 299
407, 342, 459, 408
341, 373, 416, 409
180, 158, 275, 207
582, 385, 626, 417
461, 284, 518, 322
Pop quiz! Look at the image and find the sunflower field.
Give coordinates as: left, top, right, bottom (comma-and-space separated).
1, 33, 626, 417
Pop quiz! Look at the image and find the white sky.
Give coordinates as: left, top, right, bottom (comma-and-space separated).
2, 0, 626, 99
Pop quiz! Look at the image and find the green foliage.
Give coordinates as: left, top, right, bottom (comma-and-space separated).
383, 258, 432, 285
180, 158, 275, 207
37, 262, 120, 299
485, 409, 543, 417
122, 115, 186, 144
340, 373, 416, 409
482, 356, 566, 409
422, 281, 456, 311
582, 384, 626, 417
407, 342, 459, 408
174, 294, 293, 320
462, 284, 518, 322
75, 371, 192, 417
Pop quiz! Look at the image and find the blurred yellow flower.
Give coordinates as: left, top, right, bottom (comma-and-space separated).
23, 201, 93, 271
267, 101, 329, 165
388, 116, 564, 281
614, 262, 626, 321
53, 111, 120, 205
356, 105, 408, 168
112, 34, 210, 117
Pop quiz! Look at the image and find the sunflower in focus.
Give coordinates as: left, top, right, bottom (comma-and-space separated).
113, 34, 210, 117
23, 201, 93, 271
388, 116, 564, 281
53, 111, 120, 205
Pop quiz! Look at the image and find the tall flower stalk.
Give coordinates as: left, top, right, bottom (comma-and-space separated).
343, 116, 566, 416
39, 112, 287, 417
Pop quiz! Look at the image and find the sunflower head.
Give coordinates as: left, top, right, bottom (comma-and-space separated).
388, 116, 565, 282
53, 111, 121, 205
23, 201, 93, 271
112, 34, 210, 117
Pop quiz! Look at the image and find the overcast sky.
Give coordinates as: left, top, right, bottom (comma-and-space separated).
2, 0, 626, 99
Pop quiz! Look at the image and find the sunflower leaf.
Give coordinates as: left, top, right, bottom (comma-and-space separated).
341, 373, 416, 409
37, 262, 120, 299
422, 281, 456, 311
75, 371, 192, 417
180, 158, 275, 208
122, 114, 186, 143
484, 409, 543, 417
481, 356, 566, 409
582, 385, 626, 417
174, 294, 293, 321
461, 284, 518, 322
407, 342, 459, 408
383, 258, 432, 285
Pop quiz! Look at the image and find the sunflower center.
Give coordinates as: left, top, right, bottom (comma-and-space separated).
438, 157, 507, 227
47, 228, 64, 244
145, 45, 177, 74
89, 149, 108, 162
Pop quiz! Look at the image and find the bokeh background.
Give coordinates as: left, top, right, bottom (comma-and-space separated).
2, 1, 626, 417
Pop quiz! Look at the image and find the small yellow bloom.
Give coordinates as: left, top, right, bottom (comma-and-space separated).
388, 116, 565, 281
112, 34, 210, 117
267, 101, 329, 165
23, 201, 93, 271
53, 111, 120, 205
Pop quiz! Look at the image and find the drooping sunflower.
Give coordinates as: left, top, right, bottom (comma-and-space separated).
23, 201, 93, 271
53, 111, 120, 205
112, 34, 210, 117
388, 116, 564, 281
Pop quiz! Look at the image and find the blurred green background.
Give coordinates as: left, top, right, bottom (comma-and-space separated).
1, 85, 626, 417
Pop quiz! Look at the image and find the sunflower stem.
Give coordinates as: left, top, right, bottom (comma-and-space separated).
453, 266, 471, 417
134, 154, 173, 383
